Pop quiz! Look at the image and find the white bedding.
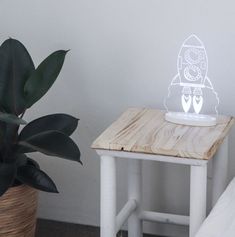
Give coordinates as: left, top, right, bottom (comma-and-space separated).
196, 177, 235, 237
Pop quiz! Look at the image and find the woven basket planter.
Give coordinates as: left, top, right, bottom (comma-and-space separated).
0, 185, 38, 237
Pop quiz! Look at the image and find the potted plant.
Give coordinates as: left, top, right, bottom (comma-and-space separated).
0, 38, 81, 237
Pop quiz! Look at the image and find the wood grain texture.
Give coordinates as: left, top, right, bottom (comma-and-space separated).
92, 108, 234, 160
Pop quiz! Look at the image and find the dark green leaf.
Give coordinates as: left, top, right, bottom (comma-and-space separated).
0, 163, 16, 196
0, 38, 35, 115
15, 145, 35, 154
0, 112, 26, 125
19, 113, 78, 140
17, 164, 58, 193
18, 130, 81, 163
26, 157, 40, 169
0, 122, 6, 151
24, 50, 68, 108
15, 154, 28, 167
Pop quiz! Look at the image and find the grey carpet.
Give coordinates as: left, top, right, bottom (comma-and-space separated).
35, 219, 161, 237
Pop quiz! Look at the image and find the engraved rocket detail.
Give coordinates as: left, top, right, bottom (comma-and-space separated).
165, 34, 219, 115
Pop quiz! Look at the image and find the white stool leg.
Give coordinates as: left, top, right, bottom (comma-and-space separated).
128, 159, 143, 237
100, 156, 116, 237
212, 137, 229, 206
190, 164, 207, 237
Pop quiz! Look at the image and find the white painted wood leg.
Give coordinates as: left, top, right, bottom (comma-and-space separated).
100, 156, 116, 237
190, 164, 207, 237
212, 137, 229, 206
128, 159, 143, 237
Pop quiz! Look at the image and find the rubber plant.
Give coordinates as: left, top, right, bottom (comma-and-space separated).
0, 38, 81, 196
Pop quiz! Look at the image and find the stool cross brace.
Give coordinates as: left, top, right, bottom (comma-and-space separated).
97, 137, 228, 237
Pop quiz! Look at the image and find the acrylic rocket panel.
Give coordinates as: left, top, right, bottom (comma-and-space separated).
164, 34, 219, 115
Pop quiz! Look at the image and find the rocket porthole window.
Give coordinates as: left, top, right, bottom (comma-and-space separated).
184, 48, 203, 65
184, 65, 202, 82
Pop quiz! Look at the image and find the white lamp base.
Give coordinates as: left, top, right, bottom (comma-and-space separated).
165, 112, 216, 127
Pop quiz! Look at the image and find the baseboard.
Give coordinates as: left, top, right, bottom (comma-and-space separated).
38, 205, 188, 237
36, 219, 162, 237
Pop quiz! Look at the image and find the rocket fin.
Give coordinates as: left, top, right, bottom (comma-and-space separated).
171, 74, 180, 85
204, 77, 213, 89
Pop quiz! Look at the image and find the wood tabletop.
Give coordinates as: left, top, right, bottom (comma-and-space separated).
91, 108, 234, 160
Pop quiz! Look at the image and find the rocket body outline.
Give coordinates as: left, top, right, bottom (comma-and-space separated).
164, 34, 219, 115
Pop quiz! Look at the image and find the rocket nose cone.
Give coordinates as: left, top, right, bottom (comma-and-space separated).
184, 34, 203, 47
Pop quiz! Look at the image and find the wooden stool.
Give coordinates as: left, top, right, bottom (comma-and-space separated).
91, 108, 234, 237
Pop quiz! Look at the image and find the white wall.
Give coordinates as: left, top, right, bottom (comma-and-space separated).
0, 1, 235, 236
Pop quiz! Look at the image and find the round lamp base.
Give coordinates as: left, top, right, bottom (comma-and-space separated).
165, 112, 216, 127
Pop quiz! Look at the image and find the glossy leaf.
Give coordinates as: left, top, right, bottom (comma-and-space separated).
0, 38, 35, 115
15, 145, 35, 154
17, 164, 58, 193
24, 50, 68, 108
0, 122, 6, 151
18, 130, 81, 163
15, 154, 28, 167
26, 157, 40, 169
0, 163, 16, 196
19, 113, 78, 140
15, 155, 39, 169
0, 112, 26, 125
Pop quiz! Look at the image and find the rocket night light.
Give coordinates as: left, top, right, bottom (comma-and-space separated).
164, 34, 219, 126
